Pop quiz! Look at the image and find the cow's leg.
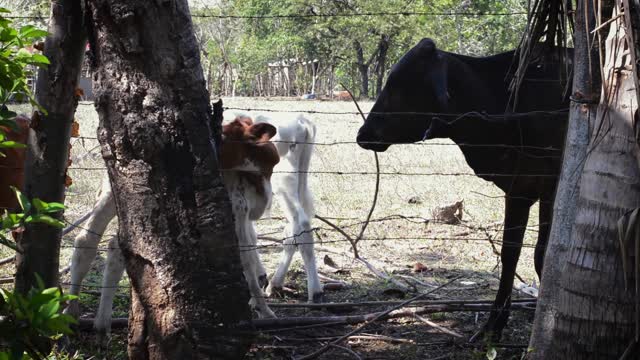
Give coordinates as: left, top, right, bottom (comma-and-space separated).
298, 228, 323, 303
251, 228, 269, 289
94, 236, 125, 345
471, 196, 533, 342
266, 226, 296, 297
270, 187, 323, 302
64, 181, 116, 319
234, 198, 275, 318
534, 198, 553, 277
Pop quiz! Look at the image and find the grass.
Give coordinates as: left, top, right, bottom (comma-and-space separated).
5, 98, 542, 359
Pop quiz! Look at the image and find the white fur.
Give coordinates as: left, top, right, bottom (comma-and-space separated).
64, 113, 321, 339
251, 113, 323, 302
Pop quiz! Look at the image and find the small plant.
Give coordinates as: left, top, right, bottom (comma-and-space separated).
0, 276, 78, 359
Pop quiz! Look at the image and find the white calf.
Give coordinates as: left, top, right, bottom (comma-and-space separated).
251, 114, 323, 303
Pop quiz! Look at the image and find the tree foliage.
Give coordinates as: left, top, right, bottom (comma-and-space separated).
192, 0, 528, 98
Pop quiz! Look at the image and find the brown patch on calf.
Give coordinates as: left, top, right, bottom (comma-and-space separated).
0, 115, 30, 211
220, 117, 279, 195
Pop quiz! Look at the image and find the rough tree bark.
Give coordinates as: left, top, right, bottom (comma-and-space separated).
535, 6, 638, 358
354, 40, 370, 98
527, 0, 601, 356
86, 1, 252, 358
14, 0, 86, 293
374, 35, 389, 97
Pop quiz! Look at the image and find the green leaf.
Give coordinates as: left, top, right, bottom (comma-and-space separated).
11, 187, 30, 213
19, 26, 48, 39
0, 140, 26, 149
0, 110, 17, 121
41, 287, 59, 296
486, 347, 497, 360
39, 300, 60, 319
31, 198, 46, 212
28, 54, 49, 65
0, 234, 16, 251
42, 202, 65, 213
28, 214, 64, 228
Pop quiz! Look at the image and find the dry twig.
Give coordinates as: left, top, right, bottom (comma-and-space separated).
295, 276, 462, 359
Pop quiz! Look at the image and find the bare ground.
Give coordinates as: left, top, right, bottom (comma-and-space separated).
3, 98, 542, 359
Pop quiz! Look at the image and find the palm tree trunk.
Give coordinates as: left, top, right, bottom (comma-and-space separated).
528, 0, 600, 355
539, 7, 638, 358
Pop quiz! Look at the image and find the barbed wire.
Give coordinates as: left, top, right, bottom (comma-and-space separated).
68, 136, 564, 153
222, 107, 569, 117
191, 11, 529, 19
64, 166, 559, 178
5, 11, 529, 22
57, 212, 542, 254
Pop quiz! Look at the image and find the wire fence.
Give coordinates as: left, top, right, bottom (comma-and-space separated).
5, 10, 530, 21
34, 98, 560, 292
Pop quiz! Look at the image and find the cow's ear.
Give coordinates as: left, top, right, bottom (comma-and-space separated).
249, 123, 277, 142
417, 38, 437, 54
422, 118, 448, 140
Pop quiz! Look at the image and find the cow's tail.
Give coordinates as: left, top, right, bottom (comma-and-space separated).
296, 114, 316, 218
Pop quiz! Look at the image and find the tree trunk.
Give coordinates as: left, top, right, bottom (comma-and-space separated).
374, 35, 389, 97
528, 1, 601, 356
354, 40, 369, 98
535, 6, 638, 358
86, 1, 252, 358
14, 0, 86, 293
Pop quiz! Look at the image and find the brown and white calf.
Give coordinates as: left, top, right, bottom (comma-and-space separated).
64, 115, 282, 337
219, 116, 280, 318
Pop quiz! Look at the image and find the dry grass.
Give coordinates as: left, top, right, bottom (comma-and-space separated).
5, 98, 542, 359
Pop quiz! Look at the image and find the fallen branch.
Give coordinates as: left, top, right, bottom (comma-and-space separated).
267, 298, 535, 309
355, 257, 410, 291
0, 256, 14, 267
396, 274, 438, 288
0, 277, 13, 284
296, 276, 462, 359
275, 333, 415, 344
414, 313, 463, 338
330, 344, 362, 360
317, 273, 348, 286
79, 299, 536, 331
315, 217, 409, 292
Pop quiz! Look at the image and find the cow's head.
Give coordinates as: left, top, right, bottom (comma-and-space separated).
357, 38, 450, 152
220, 116, 280, 177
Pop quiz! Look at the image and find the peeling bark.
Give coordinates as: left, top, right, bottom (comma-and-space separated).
535, 6, 638, 358
86, 1, 252, 358
528, 0, 600, 356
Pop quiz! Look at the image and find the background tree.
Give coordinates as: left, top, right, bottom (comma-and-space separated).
86, 0, 251, 358
191, 0, 529, 98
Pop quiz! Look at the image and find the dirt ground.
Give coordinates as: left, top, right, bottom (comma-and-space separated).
4, 98, 541, 359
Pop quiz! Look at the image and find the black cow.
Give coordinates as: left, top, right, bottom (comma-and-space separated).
356, 38, 571, 341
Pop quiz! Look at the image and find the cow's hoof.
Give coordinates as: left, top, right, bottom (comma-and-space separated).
311, 292, 325, 304
63, 300, 80, 320
95, 329, 111, 349
257, 307, 277, 319
266, 285, 285, 298
258, 274, 269, 290
469, 320, 504, 343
